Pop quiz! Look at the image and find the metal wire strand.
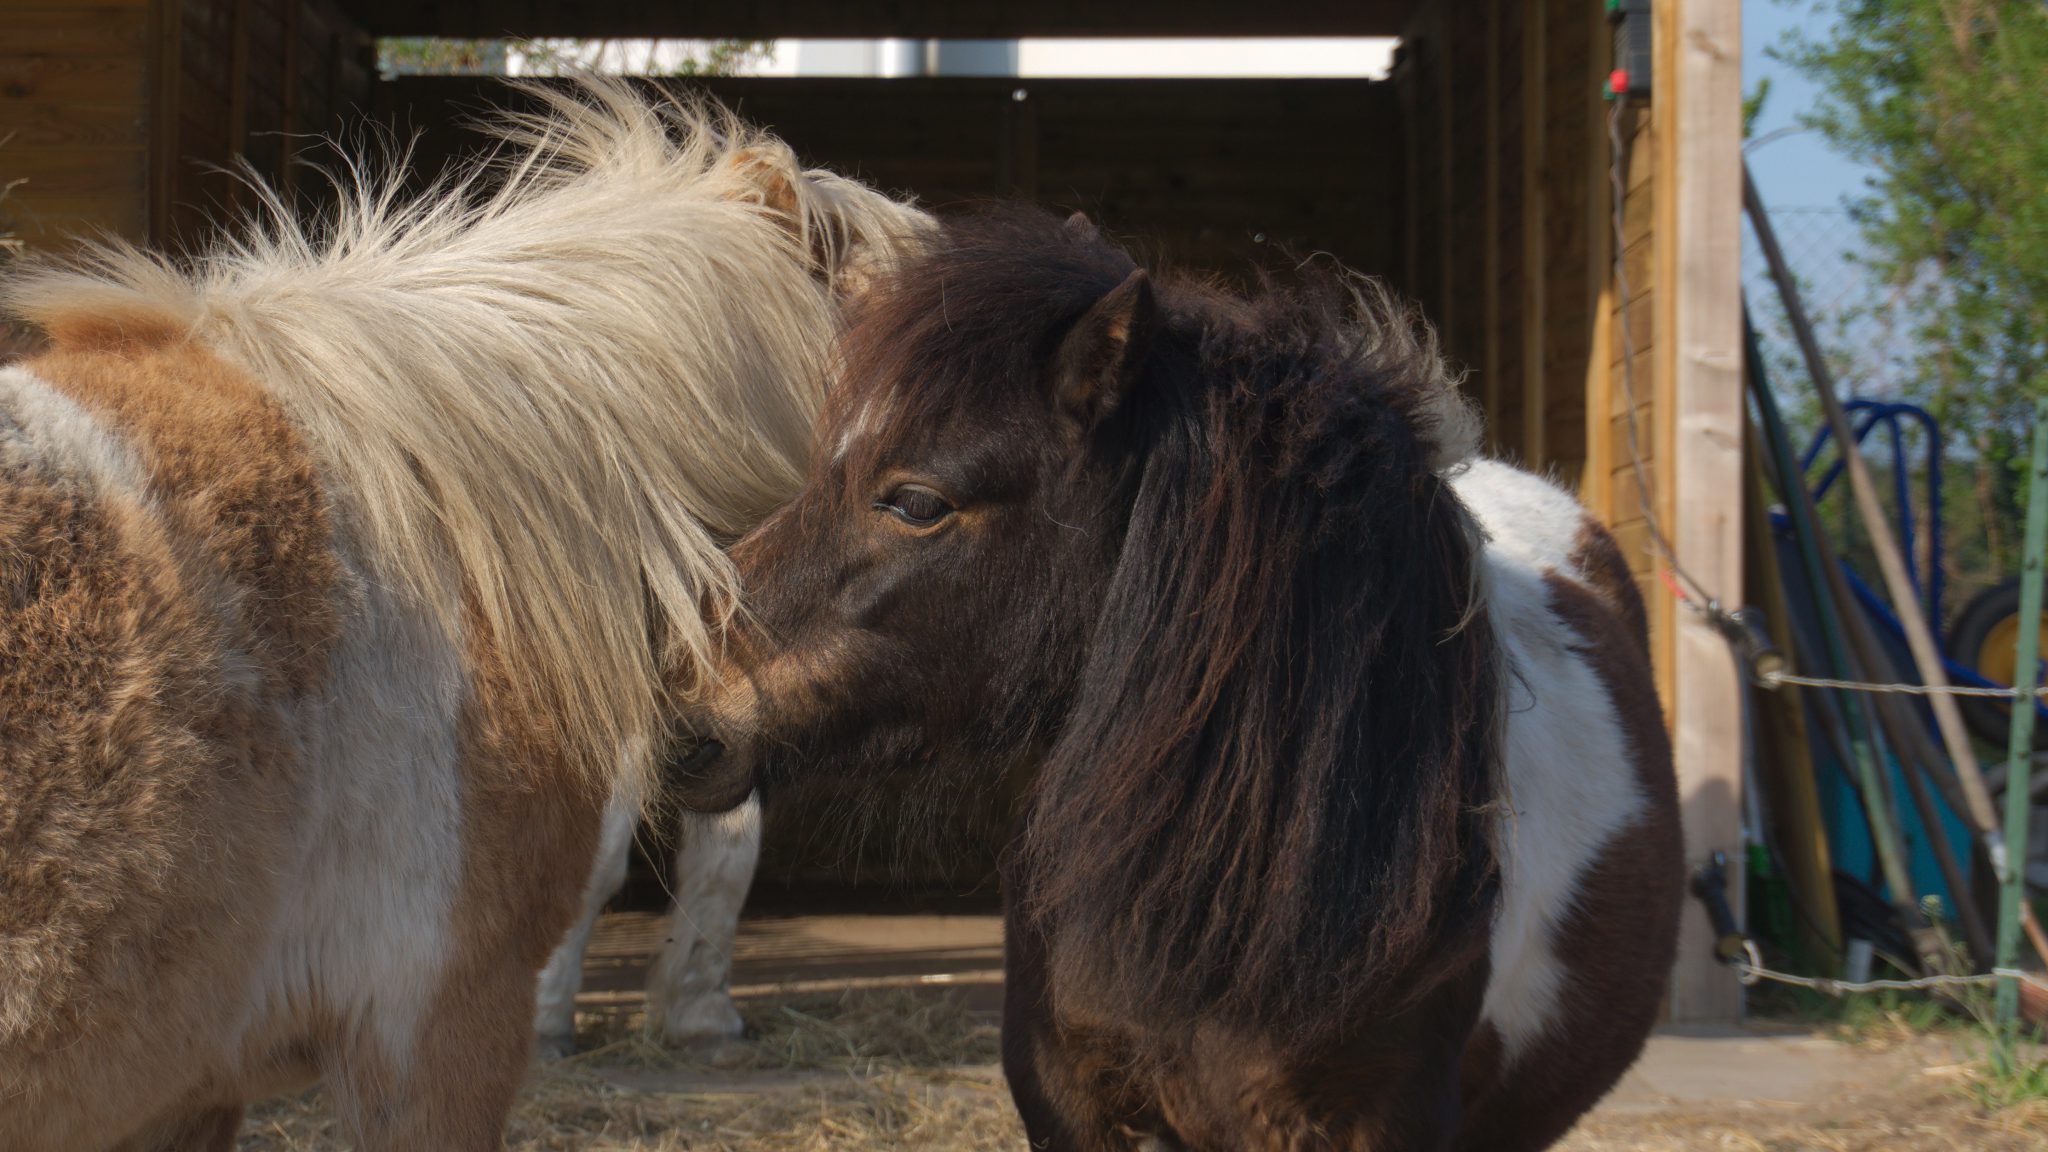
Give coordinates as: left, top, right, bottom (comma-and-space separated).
1733, 956, 2048, 997
1757, 671, 2048, 700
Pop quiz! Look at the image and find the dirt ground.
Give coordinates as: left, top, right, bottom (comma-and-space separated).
241, 913, 2048, 1151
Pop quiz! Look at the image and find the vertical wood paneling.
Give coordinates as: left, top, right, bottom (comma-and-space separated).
0, 0, 152, 245
1520, 0, 1547, 464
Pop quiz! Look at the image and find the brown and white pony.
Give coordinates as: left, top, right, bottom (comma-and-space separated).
686, 208, 1682, 1151
0, 81, 926, 1150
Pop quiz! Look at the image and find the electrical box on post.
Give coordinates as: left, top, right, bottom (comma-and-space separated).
1605, 0, 1653, 99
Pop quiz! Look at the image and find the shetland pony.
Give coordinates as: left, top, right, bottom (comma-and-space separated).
687, 208, 1682, 1151
0, 81, 927, 1151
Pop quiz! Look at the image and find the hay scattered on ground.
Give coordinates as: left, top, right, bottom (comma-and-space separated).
557, 985, 1002, 1075
241, 988, 1020, 1151
239, 988, 2047, 1150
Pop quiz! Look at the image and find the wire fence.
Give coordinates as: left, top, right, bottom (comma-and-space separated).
1740, 205, 1922, 407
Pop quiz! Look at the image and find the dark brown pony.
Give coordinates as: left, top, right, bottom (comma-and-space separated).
686, 207, 1681, 1151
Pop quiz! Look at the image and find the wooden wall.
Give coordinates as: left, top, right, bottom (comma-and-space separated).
0, 0, 370, 253
158, 0, 373, 247
1399, 0, 1608, 484
384, 76, 1409, 288
1399, 0, 1670, 696
2, 1, 156, 246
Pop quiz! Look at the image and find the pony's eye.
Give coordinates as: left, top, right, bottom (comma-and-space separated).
876, 484, 954, 528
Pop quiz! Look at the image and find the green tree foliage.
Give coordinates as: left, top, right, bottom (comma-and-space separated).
378, 38, 771, 79
1780, 1, 2048, 595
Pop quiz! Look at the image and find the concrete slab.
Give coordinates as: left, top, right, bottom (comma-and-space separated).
1596, 1028, 1921, 1114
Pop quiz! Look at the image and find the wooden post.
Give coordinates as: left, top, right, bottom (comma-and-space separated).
1482, 0, 1502, 450
227, 0, 250, 212
1580, 0, 1615, 516
1437, 8, 1456, 354
1520, 0, 1546, 466
149, 0, 183, 244
1663, 0, 1747, 1023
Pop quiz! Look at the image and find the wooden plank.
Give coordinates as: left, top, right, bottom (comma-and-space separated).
6, 197, 146, 246
1580, 0, 1614, 514
1520, 0, 1546, 466
3, 148, 147, 195
150, 0, 183, 243
228, 0, 250, 213
0, 55, 148, 103
1651, 2, 1678, 759
281, 0, 301, 180
1481, 0, 1502, 444
0, 101, 149, 149
341, 0, 1410, 38
2, 7, 152, 55
1437, 4, 1456, 353
1663, 0, 1748, 1025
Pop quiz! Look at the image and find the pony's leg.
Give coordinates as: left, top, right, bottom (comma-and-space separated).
534, 790, 638, 1058
999, 884, 1127, 1152
644, 793, 760, 1048
330, 954, 539, 1152
331, 755, 609, 1150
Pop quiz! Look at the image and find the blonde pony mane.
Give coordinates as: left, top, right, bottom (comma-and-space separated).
3, 79, 931, 786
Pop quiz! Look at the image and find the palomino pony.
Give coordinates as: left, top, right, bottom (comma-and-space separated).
0, 81, 926, 1150
685, 209, 1683, 1151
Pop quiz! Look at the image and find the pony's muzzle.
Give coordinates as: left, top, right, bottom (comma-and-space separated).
665, 738, 755, 813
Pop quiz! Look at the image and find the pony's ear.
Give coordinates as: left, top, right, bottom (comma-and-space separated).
1056, 267, 1154, 429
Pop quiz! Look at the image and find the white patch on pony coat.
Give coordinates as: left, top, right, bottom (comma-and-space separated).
253, 550, 467, 1076
0, 366, 153, 504
1451, 459, 1647, 1066
830, 393, 894, 463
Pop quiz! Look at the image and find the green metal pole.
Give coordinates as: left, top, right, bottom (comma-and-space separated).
1745, 307, 1925, 948
1996, 392, 2048, 1025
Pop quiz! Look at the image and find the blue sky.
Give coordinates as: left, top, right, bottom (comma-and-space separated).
1745, 0, 1873, 211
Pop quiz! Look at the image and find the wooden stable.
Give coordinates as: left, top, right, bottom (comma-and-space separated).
0, 0, 1746, 1020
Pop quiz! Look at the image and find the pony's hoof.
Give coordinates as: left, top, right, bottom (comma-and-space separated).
650, 993, 746, 1051
535, 1032, 578, 1061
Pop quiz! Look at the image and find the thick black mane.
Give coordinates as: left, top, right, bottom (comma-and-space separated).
848, 208, 1504, 1044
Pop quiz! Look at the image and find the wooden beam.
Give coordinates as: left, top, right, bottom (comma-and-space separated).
1519, 0, 1546, 467
148, 0, 182, 244
282, 0, 302, 186
1481, 0, 1501, 446
1580, 0, 1613, 516
335, 0, 1414, 39
1663, 0, 1747, 1024
228, 0, 250, 211
1437, 4, 1455, 355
